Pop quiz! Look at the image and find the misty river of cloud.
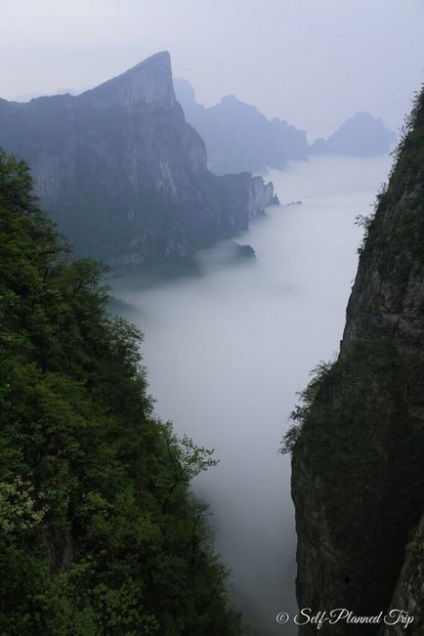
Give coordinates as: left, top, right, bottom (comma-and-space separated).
113, 155, 391, 635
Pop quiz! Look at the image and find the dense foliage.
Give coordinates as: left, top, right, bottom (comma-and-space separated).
0, 148, 242, 635
280, 360, 335, 455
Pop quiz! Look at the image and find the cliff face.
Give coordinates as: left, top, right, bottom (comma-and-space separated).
291, 88, 424, 635
383, 513, 424, 636
0, 52, 274, 267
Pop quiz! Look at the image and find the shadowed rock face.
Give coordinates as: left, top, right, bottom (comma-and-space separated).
382, 513, 424, 636
291, 90, 424, 635
0, 52, 274, 267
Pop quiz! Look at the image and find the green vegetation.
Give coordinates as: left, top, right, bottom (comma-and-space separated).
0, 148, 242, 635
285, 339, 404, 460
290, 85, 424, 623
281, 359, 335, 455
356, 84, 424, 270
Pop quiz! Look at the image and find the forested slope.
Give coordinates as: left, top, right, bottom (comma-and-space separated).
0, 148, 242, 635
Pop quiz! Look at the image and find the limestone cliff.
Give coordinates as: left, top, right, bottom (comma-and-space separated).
383, 514, 424, 636
0, 52, 274, 267
291, 87, 424, 635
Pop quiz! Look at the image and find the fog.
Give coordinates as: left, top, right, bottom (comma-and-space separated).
112, 155, 391, 634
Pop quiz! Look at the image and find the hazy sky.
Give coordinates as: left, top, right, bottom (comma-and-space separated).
1, 0, 423, 138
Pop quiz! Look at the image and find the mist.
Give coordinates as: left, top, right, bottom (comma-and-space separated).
112, 155, 391, 635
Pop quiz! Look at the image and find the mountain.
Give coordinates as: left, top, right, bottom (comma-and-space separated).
288, 88, 424, 634
310, 111, 397, 157
0, 52, 274, 269
174, 78, 309, 175
175, 81, 396, 173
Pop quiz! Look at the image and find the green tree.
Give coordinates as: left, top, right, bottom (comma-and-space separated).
0, 148, 242, 635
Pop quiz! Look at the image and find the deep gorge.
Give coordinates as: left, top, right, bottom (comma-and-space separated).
113, 154, 391, 635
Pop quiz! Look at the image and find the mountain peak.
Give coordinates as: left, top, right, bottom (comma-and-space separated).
310, 110, 396, 157
81, 50, 176, 109
120, 50, 172, 80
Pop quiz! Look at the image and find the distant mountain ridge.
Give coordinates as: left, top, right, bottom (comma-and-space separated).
175, 78, 309, 175
0, 52, 275, 269
310, 111, 397, 157
175, 79, 396, 174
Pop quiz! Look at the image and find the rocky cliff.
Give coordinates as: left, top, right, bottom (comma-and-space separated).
290, 87, 424, 635
0, 52, 274, 267
383, 513, 424, 636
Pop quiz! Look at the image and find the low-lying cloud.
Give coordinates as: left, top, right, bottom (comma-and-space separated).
113, 154, 391, 634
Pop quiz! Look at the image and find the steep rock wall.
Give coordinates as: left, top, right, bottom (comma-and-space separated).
0, 52, 274, 267
291, 88, 424, 635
